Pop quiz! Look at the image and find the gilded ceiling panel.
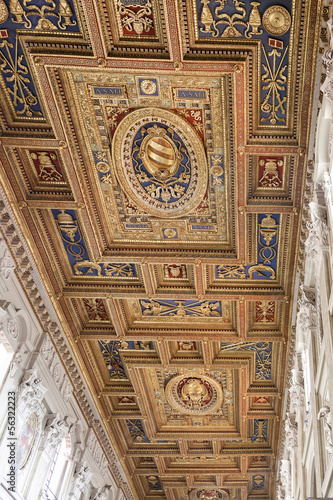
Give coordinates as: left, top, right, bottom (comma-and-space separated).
0, 0, 322, 498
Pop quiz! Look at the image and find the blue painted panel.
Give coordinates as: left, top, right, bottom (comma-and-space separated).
0, 0, 79, 118
220, 341, 272, 380
126, 419, 150, 443
99, 340, 128, 380
196, 0, 291, 124
215, 214, 280, 280
140, 299, 222, 317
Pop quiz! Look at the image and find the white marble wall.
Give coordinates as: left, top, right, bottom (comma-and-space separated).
277, 15, 333, 500
0, 236, 126, 500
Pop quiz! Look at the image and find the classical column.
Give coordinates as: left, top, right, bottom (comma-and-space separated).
318, 405, 333, 454
279, 459, 292, 500
289, 355, 306, 500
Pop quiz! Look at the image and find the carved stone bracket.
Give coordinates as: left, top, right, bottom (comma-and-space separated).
17, 369, 47, 417
276, 482, 284, 500
322, 46, 333, 101
297, 284, 317, 337
40, 413, 70, 453
305, 203, 329, 261
90, 486, 112, 500
284, 412, 298, 451
70, 462, 92, 496
289, 362, 305, 413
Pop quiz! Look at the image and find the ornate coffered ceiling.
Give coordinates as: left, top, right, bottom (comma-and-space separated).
0, 0, 322, 499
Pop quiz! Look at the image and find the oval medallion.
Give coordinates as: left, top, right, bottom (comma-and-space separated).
189, 489, 229, 500
112, 108, 207, 218
165, 373, 223, 415
263, 6, 291, 36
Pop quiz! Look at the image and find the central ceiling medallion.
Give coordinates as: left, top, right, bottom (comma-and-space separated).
112, 108, 207, 217
165, 374, 223, 415
189, 489, 229, 500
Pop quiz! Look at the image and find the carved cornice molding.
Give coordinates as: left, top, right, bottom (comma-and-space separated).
0, 192, 134, 500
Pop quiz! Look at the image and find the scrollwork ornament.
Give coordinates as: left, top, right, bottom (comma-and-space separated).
90, 486, 110, 500
7, 318, 19, 340
41, 334, 56, 368
321, 171, 333, 206
297, 284, 317, 336
279, 459, 291, 498
60, 375, 73, 403
9, 0, 76, 30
